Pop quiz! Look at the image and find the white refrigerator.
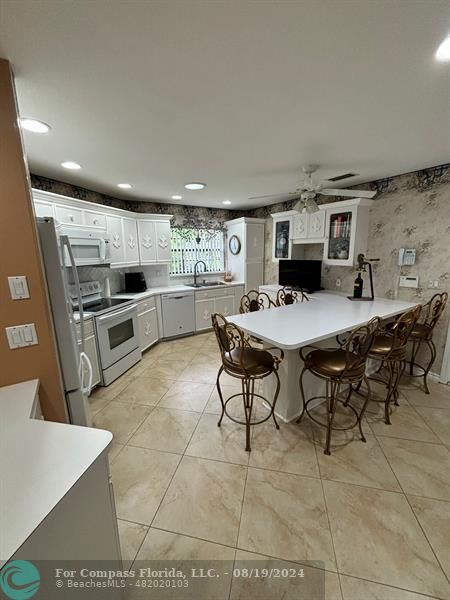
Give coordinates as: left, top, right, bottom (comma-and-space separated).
37, 217, 92, 426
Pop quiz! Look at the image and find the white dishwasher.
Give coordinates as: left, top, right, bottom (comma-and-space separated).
161, 291, 195, 338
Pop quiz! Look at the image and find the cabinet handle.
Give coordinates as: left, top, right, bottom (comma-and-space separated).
69, 215, 74, 222
93, 218, 98, 225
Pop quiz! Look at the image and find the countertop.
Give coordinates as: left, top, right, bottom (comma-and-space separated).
228, 292, 417, 350
113, 281, 245, 301
0, 380, 112, 566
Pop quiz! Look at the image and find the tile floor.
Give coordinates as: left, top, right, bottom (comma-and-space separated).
91, 332, 450, 600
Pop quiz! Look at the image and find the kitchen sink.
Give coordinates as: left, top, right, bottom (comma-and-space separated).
186, 281, 226, 288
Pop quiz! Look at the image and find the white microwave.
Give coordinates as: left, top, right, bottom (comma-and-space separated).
59, 226, 110, 266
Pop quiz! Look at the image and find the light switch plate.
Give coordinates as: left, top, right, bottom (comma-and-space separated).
399, 275, 419, 289
8, 276, 30, 299
5, 324, 38, 349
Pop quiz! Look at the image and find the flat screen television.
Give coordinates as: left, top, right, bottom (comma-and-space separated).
278, 259, 322, 293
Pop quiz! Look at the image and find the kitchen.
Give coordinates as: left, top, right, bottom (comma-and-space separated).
1, 2, 450, 599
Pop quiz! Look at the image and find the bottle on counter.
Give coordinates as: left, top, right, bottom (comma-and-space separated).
353, 272, 363, 298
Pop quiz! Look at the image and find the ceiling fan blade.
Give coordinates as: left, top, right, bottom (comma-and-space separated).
321, 188, 377, 199
247, 192, 297, 200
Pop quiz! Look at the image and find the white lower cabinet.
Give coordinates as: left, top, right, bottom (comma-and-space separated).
195, 287, 241, 331
215, 294, 235, 318
195, 298, 216, 331
137, 307, 159, 351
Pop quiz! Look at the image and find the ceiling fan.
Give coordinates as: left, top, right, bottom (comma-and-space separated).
249, 165, 376, 213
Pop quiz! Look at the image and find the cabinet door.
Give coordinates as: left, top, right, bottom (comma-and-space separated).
156, 221, 171, 262
292, 214, 308, 240
246, 223, 264, 260
105, 215, 125, 266
195, 299, 215, 331
138, 307, 159, 351
122, 217, 139, 265
215, 295, 235, 318
34, 199, 55, 218
308, 211, 325, 239
84, 210, 106, 229
55, 204, 84, 226
77, 335, 100, 390
138, 220, 157, 263
324, 207, 357, 267
272, 218, 292, 261
245, 262, 264, 293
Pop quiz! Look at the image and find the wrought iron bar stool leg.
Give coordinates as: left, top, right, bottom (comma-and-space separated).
296, 366, 308, 424
324, 380, 340, 456
216, 366, 225, 427
271, 370, 281, 430
410, 340, 418, 376
423, 339, 436, 394
357, 376, 371, 442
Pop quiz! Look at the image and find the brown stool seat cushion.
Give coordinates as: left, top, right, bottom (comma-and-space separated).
225, 347, 275, 376
369, 334, 406, 359
306, 348, 363, 378
410, 323, 432, 340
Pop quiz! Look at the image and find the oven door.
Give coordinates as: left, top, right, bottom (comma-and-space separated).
95, 304, 139, 369
63, 236, 110, 266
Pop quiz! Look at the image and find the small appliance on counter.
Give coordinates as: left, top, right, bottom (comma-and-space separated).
125, 271, 147, 293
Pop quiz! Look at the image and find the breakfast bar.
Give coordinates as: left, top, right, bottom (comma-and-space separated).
228, 292, 417, 421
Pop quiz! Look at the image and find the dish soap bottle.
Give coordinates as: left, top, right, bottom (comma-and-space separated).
353, 272, 363, 298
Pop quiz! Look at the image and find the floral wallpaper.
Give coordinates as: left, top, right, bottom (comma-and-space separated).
31, 164, 450, 372
248, 163, 450, 373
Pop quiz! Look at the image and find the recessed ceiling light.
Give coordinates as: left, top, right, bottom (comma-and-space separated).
184, 182, 206, 190
436, 35, 450, 62
222, 200, 232, 205
171, 195, 183, 200
20, 118, 51, 134
61, 161, 81, 170
117, 183, 132, 189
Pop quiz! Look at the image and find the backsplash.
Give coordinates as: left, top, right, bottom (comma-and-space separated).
249, 163, 450, 373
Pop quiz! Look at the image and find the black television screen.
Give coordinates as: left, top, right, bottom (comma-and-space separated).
278, 259, 322, 292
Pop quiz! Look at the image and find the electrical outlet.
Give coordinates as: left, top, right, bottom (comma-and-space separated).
428, 280, 434, 288
434, 280, 439, 288
335, 278, 341, 288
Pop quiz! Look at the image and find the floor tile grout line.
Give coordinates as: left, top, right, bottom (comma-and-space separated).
403, 493, 450, 587
408, 403, 450, 446
373, 430, 450, 587
310, 420, 344, 599
148, 524, 342, 577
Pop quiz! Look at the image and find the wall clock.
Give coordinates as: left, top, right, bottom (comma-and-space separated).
229, 235, 241, 255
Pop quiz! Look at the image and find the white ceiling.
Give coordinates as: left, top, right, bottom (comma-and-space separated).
1, 0, 449, 209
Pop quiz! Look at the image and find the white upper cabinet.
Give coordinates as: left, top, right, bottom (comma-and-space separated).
292, 213, 308, 240
308, 210, 325, 239
272, 198, 373, 267
32, 190, 173, 268
138, 220, 157, 263
122, 217, 139, 265
155, 221, 171, 263
105, 215, 125, 266
34, 199, 55, 219
323, 199, 372, 267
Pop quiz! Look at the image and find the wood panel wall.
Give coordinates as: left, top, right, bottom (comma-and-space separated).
0, 58, 67, 422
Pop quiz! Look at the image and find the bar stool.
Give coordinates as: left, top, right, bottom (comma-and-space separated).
297, 317, 381, 455
367, 305, 421, 424
211, 313, 284, 451
276, 287, 309, 306
408, 292, 448, 394
239, 290, 275, 313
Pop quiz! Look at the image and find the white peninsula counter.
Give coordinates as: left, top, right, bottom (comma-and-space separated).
228, 292, 417, 421
0, 379, 122, 587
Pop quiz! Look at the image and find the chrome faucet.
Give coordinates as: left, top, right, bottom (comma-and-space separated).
193, 260, 207, 286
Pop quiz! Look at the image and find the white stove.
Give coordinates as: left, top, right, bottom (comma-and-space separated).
71, 281, 141, 385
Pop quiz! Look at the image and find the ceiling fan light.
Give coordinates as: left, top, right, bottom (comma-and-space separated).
305, 198, 320, 214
